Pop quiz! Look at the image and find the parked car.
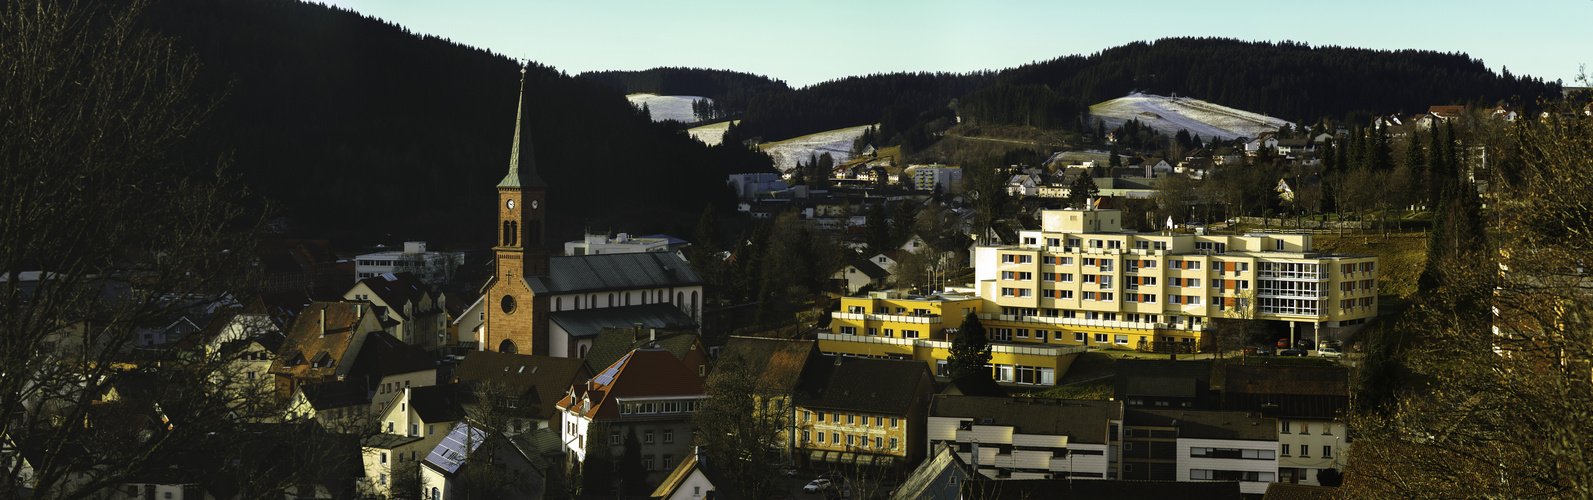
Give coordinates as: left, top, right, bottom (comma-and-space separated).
817, 471, 844, 482
1276, 338, 1290, 348
1318, 340, 1342, 350
804, 479, 833, 493
1254, 346, 1273, 356
1318, 347, 1344, 358
1280, 348, 1306, 356
1242, 346, 1258, 355
1295, 339, 1313, 349
780, 465, 799, 477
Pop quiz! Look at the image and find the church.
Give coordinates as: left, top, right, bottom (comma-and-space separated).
477, 67, 704, 359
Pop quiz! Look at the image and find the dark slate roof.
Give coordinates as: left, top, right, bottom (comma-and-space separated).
1125, 376, 1198, 398
1224, 392, 1348, 420
452, 351, 591, 421
1224, 365, 1349, 397
548, 303, 696, 339
796, 355, 930, 415
353, 272, 440, 320
350, 330, 436, 379
559, 348, 706, 422
584, 327, 702, 377
712, 337, 820, 394
1125, 409, 1277, 441
961, 478, 1242, 500
929, 396, 1121, 445
942, 373, 1007, 397
408, 384, 467, 424
844, 258, 891, 279
300, 379, 369, 410
542, 252, 704, 293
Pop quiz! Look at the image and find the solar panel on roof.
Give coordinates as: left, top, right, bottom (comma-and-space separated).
591, 351, 632, 386
423, 423, 487, 474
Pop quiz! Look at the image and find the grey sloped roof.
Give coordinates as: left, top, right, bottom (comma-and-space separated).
548, 303, 695, 339
1126, 409, 1277, 441
543, 253, 703, 293
845, 258, 891, 279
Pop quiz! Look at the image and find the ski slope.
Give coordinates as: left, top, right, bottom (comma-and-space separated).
626, 93, 709, 123
756, 124, 874, 174
1089, 93, 1291, 141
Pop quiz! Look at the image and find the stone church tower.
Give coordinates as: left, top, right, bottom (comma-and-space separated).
484, 67, 550, 355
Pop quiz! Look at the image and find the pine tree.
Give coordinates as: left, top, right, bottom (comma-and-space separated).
1068, 171, 1100, 209
947, 313, 993, 380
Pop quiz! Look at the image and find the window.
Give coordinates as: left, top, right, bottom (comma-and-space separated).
847, 414, 855, 425
832, 432, 840, 444
891, 417, 899, 428
644, 455, 655, 470
381, 452, 388, 464
891, 437, 899, 449
1060, 273, 1074, 282
1075, 332, 1086, 342
1281, 421, 1290, 433
1061, 257, 1074, 265
1114, 335, 1128, 345
846, 435, 855, 446
1017, 272, 1033, 281
611, 430, 622, 445
1281, 444, 1291, 456
1300, 446, 1309, 457
1018, 255, 1033, 264
663, 454, 675, 469
833, 413, 841, 423
664, 430, 674, 443
1094, 333, 1108, 343
1042, 255, 1056, 264
867, 327, 877, 336
1001, 287, 1016, 297
1276, 239, 1286, 250
1188, 261, 1201, 270
839, 326, 856, 335
876, 436, 883, 448
1188, 278, 1200, 287
1002, 271, 1015, 280
1001, 254, 1015, 264
817, 432, 826, 444
803, 430, 811, 442
883, 328, 894, 337
1016, 329, 1029, 338
903, 330, 920, 339
876, 417, 883, 427
1323, 446, 1332, 458
1083, 291, 1095, 301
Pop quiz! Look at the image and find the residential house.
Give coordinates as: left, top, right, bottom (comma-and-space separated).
714, 337, 824, 461
1123, 409, 1279, 496
285, 378, 370, 431
727, 172, 787, 200
448, 293, 484, 354
926, 396, 1123, 479
1275, 138, 1313, 159
361, 433, 425, 498
793, 356, 935, 471
359, 331, 440, 416
375, 384, 468, 458
557, 348, 708, 486
451, 350, 593, 431
1222, 365, 1350, 486
344, 272, 448, 348
833, 259, 891, 293
1244, 133, 1279, 155
583, 326, 712, 379
418, 422, 553, 500
890, 442, 972, 500
913, 165, 962, 193
267, 301, 384, 401
650, 448, 745, 500
959, 477, 1243, 500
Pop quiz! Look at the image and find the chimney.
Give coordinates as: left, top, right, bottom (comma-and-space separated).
633, 322, 644, 342
319, 308, 325, 338
649, 328, 656, 342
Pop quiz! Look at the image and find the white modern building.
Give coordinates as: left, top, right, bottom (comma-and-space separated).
927, 396, 1123, 480
355, 241, 465, 284
913, 165, 962, 193
563, 233, 688, 256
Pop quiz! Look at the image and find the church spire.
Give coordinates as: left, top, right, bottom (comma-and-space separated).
499, 64, 546, 188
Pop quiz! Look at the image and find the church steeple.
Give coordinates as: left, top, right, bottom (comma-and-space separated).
498, 65, 546, 188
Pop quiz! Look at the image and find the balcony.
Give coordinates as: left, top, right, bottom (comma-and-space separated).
979, 313, 1184, 331
832, 312, 942, 324
816, 332, 1087, 357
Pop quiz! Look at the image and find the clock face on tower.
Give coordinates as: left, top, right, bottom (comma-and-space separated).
506, 199, 515, 210
530, 200, 538, 209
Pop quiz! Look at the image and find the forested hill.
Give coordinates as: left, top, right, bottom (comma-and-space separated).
623, 38, 1559, 146
992, 38, 1562, 124
578, 67, 792, 116
137, 0, 772, 249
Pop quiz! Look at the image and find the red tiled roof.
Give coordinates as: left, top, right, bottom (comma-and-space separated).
268, 301, 375, 381
557, 349, 705, 421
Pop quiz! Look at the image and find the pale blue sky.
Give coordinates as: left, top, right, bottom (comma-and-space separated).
321, 0, 1587, 89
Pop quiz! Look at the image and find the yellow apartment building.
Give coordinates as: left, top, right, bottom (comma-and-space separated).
820, 207, 1379, 386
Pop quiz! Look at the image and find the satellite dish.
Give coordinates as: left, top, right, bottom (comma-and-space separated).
970, 190, 980, 200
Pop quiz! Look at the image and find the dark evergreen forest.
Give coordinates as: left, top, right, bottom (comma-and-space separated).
138, 0, 774, 249
591, 38, 1558, 147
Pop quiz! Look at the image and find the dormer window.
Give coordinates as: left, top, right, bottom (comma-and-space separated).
311, 352, 333, 368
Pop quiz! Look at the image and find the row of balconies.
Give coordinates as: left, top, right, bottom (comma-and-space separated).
816, 332, 1089, 357
832, 312, 940, 324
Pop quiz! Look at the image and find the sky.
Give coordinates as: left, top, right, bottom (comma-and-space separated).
320, 0, 1588, 90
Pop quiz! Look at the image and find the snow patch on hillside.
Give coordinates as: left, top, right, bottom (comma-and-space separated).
757, 125, 874, 174
687, 120, 737, 146
1090, 93, 1292, 141
626, 93, 709, 123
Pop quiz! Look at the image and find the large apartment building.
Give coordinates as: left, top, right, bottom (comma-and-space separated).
821, 207, 1378, 386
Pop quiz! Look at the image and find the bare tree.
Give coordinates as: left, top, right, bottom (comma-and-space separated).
692, 353, 787, 500
0, 1, 316, 497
